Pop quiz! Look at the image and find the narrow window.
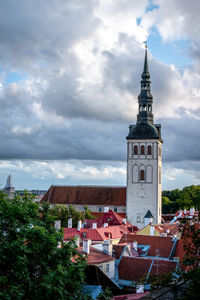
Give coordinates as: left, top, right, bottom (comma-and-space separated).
134, 145, 138, 155
99, 207, 102, 212
137, 216, 141, 223
139, 105, 142, 112
143, 105, 146, 111
148, 105, 151, 112
114, 207, 117, 212
141, 145, 145, 155
140, 170, 145, 181
147, 145, 151, 155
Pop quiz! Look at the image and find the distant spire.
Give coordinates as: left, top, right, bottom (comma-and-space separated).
4, 174, 15, 198
5, 174, 14, 189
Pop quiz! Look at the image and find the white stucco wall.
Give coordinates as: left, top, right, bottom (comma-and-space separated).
126, 139, 162, 228
96, 260, 115, 279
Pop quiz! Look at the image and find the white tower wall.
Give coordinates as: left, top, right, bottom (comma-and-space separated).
126, 139, 162, 228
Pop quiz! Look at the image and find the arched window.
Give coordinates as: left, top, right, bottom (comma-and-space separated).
148, 105, 151, 112
140, 170, 145, 181
141, 145, 145, 155
143, 105, 146, 111
134, 145, 138, 155
147, 145, 151, 155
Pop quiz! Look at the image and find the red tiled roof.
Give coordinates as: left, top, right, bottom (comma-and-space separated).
85, 210, 137, 233
63, 225, 129, 242
119, 234, 175, 258
113, 244, 127, 259
91, 212, 127, 218
118, 257, 177, 282
77, 246, 115, 264
111, 292, 150, 300
40, 185, 126, 206
154, 223, 179, 236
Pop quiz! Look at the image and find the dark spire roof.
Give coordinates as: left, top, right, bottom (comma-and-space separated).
144, 210, 154, 218
126, 46, 162, 141
142, 47, 150, 79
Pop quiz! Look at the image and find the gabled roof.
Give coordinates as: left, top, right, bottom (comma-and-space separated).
40, 185, 126, 206
84, 210, 136, 231
77, 246, 115, 264
113, 244, 139, 259
118, 257, 177, 282
64, 225, 130, 242
144, 210, 153, 218
119, 234, 176, 258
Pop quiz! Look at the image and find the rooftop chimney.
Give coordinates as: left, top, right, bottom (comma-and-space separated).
74, 235, 80, 247
77, 220, 82, 231
150, 224, 154, 236
190, 207, 195, 216
83, 239, 91, 254
92, 222, 97, 229
133, 240, 138, 251
55, 220, 61, 232
123, 218, 127, 224
103, 240, 113, 256
104, 207, 109, 213
68, 217, 72, 228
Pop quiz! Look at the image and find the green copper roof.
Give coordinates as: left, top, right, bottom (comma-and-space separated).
144, 210, 154, 218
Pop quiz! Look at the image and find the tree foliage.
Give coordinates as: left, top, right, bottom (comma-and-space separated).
48, 204, 94, 228
0, 192, 89, 300
162, 185, 200, 213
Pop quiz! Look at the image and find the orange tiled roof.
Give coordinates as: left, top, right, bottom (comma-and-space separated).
77, 246, 115, 264
64, 225, 130, 242
40, 185, 126, 206
118, 257, 177, 282
119, 234, 175, 258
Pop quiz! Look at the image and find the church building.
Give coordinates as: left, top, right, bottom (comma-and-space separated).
41, 47, 163, 228
126, 46, 163, 228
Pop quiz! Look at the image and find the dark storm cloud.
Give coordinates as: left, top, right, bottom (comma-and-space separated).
0, 0, 199, 177
0, 0, 98, 71
161, 113, 200, 163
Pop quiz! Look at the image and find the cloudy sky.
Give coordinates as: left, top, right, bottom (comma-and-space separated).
0, 0, 200, 190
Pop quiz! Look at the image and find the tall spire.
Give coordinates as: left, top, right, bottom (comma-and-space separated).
142, 46, 150, 78
126, 42, 162, 141
137, 46, 153, 125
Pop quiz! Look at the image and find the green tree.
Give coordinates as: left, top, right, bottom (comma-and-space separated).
49, 204, 94, 228
0, 192, 89, 300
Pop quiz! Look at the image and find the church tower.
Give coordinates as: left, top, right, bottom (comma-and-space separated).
126, 46, 163, 228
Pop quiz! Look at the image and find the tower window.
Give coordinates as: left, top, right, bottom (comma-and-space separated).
141, 145, 145, 155
134, 145, 138, 155
140, 170, 145, 181
142, 105, 146, 111
139, 105, 142, 112
147, 145, 151, 155
148, 105, 151, 112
